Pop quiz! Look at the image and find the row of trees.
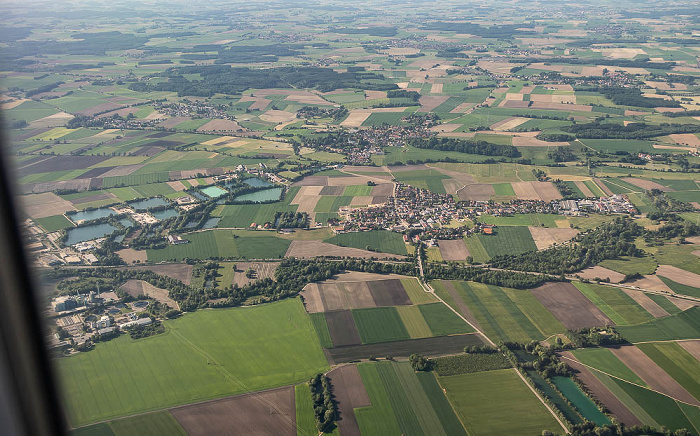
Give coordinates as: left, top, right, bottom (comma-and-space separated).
407, 137, 521, 158
308, 373, 337, 433
564, 121, 700, 139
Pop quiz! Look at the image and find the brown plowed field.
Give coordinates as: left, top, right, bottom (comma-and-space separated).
196, 119, 243, 132
99, 164, 145, 177
417, 95, 450, 112
656, 265, 700, 288
576, 266, 625, 283
316, 282, 375, 312
438, 239, 470, 261
511, 181, 540, 200
534, 182, 563, 201
621, 178, 673, 192
528, 227, 578, 250
326, 334, 484, 364
327, 365, 370, 436
678, 340, 700, 362
621, 290, 669, 318
594, 178, 614, 196
457, 184, 494, 201
367, 279, 411, 306
668, 296, 698, 311
320, 185, 345, 195
559, 352, 642, 427
441, 281, 482, 331
120, 279, 179, 310
610, 345, 700, 406
116, 248, 148, 264
326, 310, 362, 347
301, 283, 324, 313
22, 192, 76, 219
626, 275, 672, 293
171, 386, 296, 436
123, 263, 194, 285
285, 240, 402, 260
292, 176, 328, 186
531, 282, 614, 330
370, 183, 394, 196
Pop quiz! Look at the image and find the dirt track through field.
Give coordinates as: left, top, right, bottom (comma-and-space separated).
171, 386, 296, 436
610, 345, 700, 406
559, 352, 642, 426
531, 282, 614, 330
438, 239, 470, 261
327, 365, 370, 436
325, 334, 484, 364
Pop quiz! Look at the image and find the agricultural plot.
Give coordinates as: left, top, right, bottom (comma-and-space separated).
464, 226, 537, 261
326, 334, 484, 364
390, 169, 449, 194
34, 214, 74, 232
170, 387, 297, 436
355, 362, 467, 436
102, 412, 187, 436
325, 230, 407, 255
147, 229, 291, 261
637, 342, 700, 403
573, 282, 654, 326
531, 282, 614, 330
439, 369, 563, 436
616, 307, 700, 343
57, 299, 328, 427
437, 281, 563, 343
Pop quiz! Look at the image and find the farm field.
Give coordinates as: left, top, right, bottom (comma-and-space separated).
464, 226, 537, 261
146, 229, 291, 261
439, 369, 563, 435
432, 280, 565, 343
58, 298, 328, 427
355, 361, 467, 436
324, 230, 408, 255
616, 307, 700, 343
573, 282, 655, 326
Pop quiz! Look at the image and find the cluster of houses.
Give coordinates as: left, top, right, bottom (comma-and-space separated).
335, 182, 637, 240
559, 195, 637, 215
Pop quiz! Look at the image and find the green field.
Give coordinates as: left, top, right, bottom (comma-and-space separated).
361, 112, 410, 126
390, 169, 450, 194
58, 298, 329, 427
637, 342, 700, 402
352, 307, 410, 344
314, 196, 353, 212
107, 412, 187, 436
574, 282, 654, 326
598, 255, 657, 276
343, 185, 373, 196
147, 229, 291, 261
325, 230, 407, 255
610, 375, 696, 432
465, 226, 537, 261
396, 305, 433, 339
309, 312, 333, 348
417, 302, 474, 336
295, 384, 320, 436
35, 214, 75, 232
355, 362, 467, 436
658, 276, 700, 298
401, 278, 437, 305
492, 182, 516, 196
571, 347, 647, 386
439, 369, 563, 435
436, 281, 557, 343
616, 306, 700, 343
